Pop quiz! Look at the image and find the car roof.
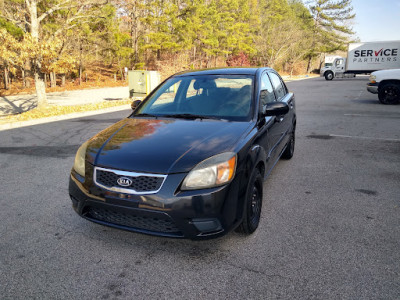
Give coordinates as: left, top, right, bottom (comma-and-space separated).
173, 67, 273, 77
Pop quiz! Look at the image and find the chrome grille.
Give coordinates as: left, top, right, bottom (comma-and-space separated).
94, 167, 166, 194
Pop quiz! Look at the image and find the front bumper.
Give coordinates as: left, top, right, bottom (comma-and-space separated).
367, 82, 378, 94
69, 166, 245, 239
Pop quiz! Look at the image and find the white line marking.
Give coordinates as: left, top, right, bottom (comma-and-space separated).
329, 134, 400, 142
344, 114, 400, 118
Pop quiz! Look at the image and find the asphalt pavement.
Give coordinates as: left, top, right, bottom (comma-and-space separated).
0, 76, 399, 299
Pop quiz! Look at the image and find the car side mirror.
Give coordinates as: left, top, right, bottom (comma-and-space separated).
131, 100, 141, 111
262, 102, 289, 116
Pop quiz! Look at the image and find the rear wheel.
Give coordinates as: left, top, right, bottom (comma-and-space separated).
237, 168, 263, 234
378, 83, 400, 105
281, 129, 295, 160
325, 71, 334, 80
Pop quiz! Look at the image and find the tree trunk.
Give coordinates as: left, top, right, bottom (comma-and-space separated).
193, 46, 196, 67
79, 65, 82, 85
3, 67, 9, 90
79, 40, 83, 85
306, 56, 312, 74
318, 53, 324, 70
34, 71, 47, 109
28, 0, 47, 107
130, 9, 140, 64
50, 72, 56, 87
61, 74, 65, 87
22, 69, 26, 87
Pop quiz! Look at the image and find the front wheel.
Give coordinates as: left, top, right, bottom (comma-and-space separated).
378, 83, 400, 105
237, 168, 263, 234
325, 71, 334, 80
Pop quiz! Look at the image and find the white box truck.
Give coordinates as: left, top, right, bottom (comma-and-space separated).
320, 41, 400, 80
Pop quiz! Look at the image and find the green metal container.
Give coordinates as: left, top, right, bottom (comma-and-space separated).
128, 71, 161, 98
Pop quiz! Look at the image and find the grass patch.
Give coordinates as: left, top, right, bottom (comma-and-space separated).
4, 99, 132, 122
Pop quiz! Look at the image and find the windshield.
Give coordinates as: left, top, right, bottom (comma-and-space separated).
324, 63, 333, 67
133, 75, 254, 121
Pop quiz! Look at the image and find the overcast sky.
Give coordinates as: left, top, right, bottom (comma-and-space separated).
351, 0, 400, 42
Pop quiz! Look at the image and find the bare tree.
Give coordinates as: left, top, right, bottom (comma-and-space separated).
1, 0, 105, 108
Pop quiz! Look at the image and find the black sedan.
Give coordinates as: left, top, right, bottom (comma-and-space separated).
69, 68, 296, 239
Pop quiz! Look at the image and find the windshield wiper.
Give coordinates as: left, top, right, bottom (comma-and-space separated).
134, 113, 159, 118
162, 113, 225, 121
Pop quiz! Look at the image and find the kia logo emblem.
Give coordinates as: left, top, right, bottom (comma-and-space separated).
117, 177, 132, 187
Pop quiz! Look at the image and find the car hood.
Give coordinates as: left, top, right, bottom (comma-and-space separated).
372, 68, 400, 81
87, 117, 252, 174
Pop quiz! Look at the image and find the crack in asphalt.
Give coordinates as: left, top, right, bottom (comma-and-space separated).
225, 261, 290, 280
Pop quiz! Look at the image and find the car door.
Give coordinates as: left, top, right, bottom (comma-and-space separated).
256, 71, 280, 173
333, 58, 345, 76
268, 71, 295, 160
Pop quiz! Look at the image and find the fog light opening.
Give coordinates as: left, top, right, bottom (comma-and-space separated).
192, 218, 222, 234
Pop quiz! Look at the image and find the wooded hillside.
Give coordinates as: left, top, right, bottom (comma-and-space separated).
0, 0, 355, 103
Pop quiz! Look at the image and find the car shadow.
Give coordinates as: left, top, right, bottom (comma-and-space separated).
351, 98, 380, 105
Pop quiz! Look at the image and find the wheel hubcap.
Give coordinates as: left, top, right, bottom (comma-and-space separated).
384, 87, 399, 102
290, 134, 295, 154
250, 184, 261, 226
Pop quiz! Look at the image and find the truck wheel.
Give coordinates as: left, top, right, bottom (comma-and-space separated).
378, 83, 400, 105
324, 71, 334, 80
236, 168, 263, 234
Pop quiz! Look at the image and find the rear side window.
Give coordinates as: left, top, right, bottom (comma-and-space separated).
269, 72, 287, 100
260, 73, 276, 105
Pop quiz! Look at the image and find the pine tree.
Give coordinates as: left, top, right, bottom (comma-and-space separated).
305, 0, 355, 72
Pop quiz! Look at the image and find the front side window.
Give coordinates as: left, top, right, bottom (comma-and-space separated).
335, 59, 344, 67
134, 75, 254, 121
269, 72, 287, 101
260, 73, 276, 106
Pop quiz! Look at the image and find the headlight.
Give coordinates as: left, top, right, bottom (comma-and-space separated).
181, 152, 237, 190
369, 75, 376, 83
73, 141, 89, 177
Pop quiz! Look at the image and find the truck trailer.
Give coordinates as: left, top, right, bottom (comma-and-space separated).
320, 41, 400, 80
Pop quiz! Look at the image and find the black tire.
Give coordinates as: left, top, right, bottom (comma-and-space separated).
378, 83, 400, 105
325, 71, 334, 81
237, 168, 263, 234
281, 129, 295, 160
